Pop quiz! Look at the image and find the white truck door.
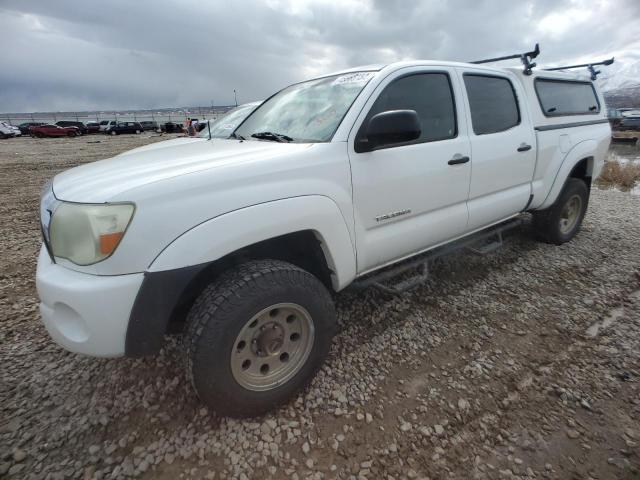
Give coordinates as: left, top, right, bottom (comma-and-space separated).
458, 69, 536, 230
348, 67, 472, 273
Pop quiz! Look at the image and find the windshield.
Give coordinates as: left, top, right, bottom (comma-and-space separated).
199, 103, 259, 139
234, 71, 375, 143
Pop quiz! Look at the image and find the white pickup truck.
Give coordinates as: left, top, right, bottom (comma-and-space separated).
37, 58, 610, 416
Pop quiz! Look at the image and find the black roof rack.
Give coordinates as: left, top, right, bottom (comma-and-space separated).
543, 57, 614, 81
470, 43, 540, 75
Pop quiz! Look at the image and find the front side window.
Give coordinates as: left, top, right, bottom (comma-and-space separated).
234, 72, 375, 143
535, 79, 600, 116
359, 72, 457, 147
464, 74, 520, 135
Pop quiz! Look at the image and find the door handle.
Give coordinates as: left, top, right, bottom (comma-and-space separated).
448, 155, 470, 165
517, 144, 532, 152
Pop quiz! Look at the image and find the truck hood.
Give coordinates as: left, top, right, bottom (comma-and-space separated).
53, 138, 311, 202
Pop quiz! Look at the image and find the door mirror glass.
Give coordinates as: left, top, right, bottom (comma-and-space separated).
358, 110, 421, 152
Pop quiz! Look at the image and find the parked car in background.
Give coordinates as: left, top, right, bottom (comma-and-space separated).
1, 122, 22, 137
99, 120, 117, 132
0, 122, 16, 138
56, 121, 87, 135
85, 122, 101, 134
162, 122, 184, 133
139, 121, 159, 132
30, 124, 79, 137
105, 121, 143, 135
17, 122, 46, 134
198, 102, 261, 138
617, 116, 640, 131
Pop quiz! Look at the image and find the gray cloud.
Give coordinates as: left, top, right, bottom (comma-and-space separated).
0, 0, 637, 112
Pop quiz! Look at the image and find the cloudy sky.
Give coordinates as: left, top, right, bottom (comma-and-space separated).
1, 0, 638, 113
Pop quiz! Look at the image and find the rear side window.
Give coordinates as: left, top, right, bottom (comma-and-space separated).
363, 72, 457, 145
464, 74, 520, 135
535, 79, 600, 116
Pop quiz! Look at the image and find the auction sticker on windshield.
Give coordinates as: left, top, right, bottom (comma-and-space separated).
332, 72, 375, 86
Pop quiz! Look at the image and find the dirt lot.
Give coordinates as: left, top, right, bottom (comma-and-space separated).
1, 135, 639, 480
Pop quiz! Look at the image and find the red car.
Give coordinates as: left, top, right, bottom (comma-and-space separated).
30, 124, 79, 138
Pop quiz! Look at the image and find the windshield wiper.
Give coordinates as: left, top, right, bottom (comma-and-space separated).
250, 131, 293, 143
229, 132, 245, 140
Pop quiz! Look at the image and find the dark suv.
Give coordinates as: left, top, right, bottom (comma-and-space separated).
106, 122, 143, 135
85, 122, 101, 134
56, 121, 88, 135
618, 117, 640, 132
139, 121, 159, 132
161, 122, 184, 134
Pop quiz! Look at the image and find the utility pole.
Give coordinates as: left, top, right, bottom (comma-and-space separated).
234, 90, 238, 107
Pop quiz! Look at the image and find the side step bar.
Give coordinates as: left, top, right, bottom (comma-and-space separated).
467, 230, 503, 255
352, 216, 526, 295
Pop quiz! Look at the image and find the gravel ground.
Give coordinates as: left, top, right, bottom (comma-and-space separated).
1, 135, 639, 480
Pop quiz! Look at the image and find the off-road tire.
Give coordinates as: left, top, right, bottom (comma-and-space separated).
184, 259, 336, 417
533, 177, 589, 245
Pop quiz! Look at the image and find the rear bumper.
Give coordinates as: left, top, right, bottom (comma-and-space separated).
35, 246, 143, 357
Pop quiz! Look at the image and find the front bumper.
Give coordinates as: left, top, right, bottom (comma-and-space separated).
35, 245, 143, 357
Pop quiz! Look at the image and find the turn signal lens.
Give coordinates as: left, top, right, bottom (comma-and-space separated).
99, 232, 125, 255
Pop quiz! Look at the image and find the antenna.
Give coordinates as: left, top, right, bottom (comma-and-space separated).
543, 57, 614, 80
471, 43, 540, 75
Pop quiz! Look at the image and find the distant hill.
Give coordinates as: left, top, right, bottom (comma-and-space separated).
598, 59, 640, 109
604, 85, 640, 109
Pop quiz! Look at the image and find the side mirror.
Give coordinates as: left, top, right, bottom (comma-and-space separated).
356, 110, 421, 152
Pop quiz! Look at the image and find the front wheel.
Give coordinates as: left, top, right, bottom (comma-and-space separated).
110, 130, 117, 136
184, 259, 336, 417
533, 178, 589, 244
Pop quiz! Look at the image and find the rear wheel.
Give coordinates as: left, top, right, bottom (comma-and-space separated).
135, 129, 140, 134
184, 259, 336, 417
67, 131, 76, 137
533, 178, 589, 244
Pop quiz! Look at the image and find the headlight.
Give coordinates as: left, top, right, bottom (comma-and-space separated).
49, 202, 135, 265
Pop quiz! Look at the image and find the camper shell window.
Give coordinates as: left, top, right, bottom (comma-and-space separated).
534, 78, 600, 117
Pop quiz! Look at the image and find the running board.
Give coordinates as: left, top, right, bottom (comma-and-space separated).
352, 217, 526, 295
466, 231, 503, 255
